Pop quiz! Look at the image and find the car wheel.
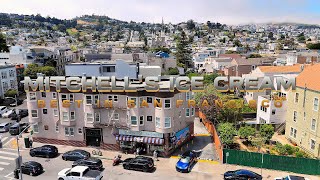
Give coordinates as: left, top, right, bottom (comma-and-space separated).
143, 167, 148, 172
187, 167, 191, 173
58, 178, 64, 180
30, 152, 36, 157
62, 156, 66, 161
124, 165, 130, 170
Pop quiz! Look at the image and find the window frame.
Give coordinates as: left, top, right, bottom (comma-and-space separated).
62, 112, 69, 121
155, 117, 161, 128
53, 109, 58, 117
314, 97, 319, 111
70, 111, 75, 121
29, 92, 37, 101
164, 117, 171, 128
139, 115, 144, 126
310, 139, 316, 150
164, 99, 171, 109
31, 110, 38, 118
186, 108, 190, 117
86, 95, 93, 105
311, 118, 317, 131
131, 116, 137, 126
86, 113, 94, 123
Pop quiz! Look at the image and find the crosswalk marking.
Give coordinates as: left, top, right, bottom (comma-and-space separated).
0, 150, 18, 156
0, 156, 15, 161
1, 148, 25, 152
0, 167, 4, 171
3, 138, 15, 147
0, 162, 10, 166
1, 137, 8, 142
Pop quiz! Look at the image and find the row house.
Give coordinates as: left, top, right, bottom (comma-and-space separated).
27, 81, 195, 157
0, 64, 18, 98
285, 63, 320, 158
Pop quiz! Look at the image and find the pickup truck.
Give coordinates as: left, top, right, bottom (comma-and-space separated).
58, 166, 103, 180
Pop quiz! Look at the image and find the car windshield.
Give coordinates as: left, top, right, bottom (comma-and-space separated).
0, 126, 4, 128
180, 157, 190, 163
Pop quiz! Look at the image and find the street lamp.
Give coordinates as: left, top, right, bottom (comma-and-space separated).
16, 122, 38, 180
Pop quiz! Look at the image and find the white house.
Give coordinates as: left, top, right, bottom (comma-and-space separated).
0, 64, 18, 98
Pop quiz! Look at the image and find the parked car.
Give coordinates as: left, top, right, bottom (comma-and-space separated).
72, 158, 103, 171
10, 99, 24, 107
275, 175, 310, 180
11, 109, 28, 121
0, 106, 9, 117
9, 122, 29, 135
176, 150, 197, 173
15, 161, 43, 176
62, 150, 90, 161
224, 169, 262, 180
58, 166, 103, 180
30, 145, 58, 158
0, 122, 13, 133
122, 156, 154, 172
2, 109, 14, 118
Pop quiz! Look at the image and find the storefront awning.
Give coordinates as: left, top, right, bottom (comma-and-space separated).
115, 135, 164, 145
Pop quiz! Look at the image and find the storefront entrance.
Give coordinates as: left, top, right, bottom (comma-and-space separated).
85, 128, 102, 147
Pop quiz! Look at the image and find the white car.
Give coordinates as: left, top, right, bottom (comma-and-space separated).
275, 175, 310, 180
0, 106, 9, 117
1, 109, 14, 118
58, 166, 103, 180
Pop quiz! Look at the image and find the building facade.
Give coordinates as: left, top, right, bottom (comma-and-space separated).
27, 86, 195, 156
0, 64, 18, 98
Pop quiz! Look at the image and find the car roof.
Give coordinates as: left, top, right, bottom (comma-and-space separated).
42, 145, 56, 148
0, 106, 6, 108
235, 169, 260, 176
10, 123, 20, 127
71, 166, 89, 172
288, 175, 306, 180
23, 161, 41, 166
0, 122, 10, 126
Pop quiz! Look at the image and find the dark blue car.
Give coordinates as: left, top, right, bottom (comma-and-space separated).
224, 169, 262, 180
176, 150, 196, 173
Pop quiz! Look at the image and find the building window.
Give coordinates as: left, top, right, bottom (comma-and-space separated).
86, 95, 92, 105
130, 97, 137, 107
114, 113, 119, 120
304, 112, 306, 121
147, 97, 152, 103
2, 82, 8, 92
41, 92, 46, 98
295, 93, 299, 103
64, 127, 69, 136
114, 96, 118, 102
1, 72, 7, 79
70, 111, 75, 121
55, 124, 59, 132
108, 95, 113, 101
70, 127, 75, 136
52, 92, 57, 99
164, 99, 171, 109
314, 98, 319, 111
131, 116, 137, 126
156, 117, 161, 128
102, 66, 115, 72
164, 117, 171, 128
62, 112, 69, 121
78, 128, 83, 134
272, 109, 276, 115
155, 98, 161, 108
186, 108, 190, 117
69, 94, 74, 102
31, 110, 38, 118
147, 116, 152, 122
139, 116, 144, 126
311, 119, 316, 131
290, 127, 297, 138
191, 108, 195, 116
9, 70, 15, 77
61, 94, 68, 101
10, 80, 15, 89
29, 92, 36, 101
95, 113, 100, 122
33, 124, 39, 133
53, 109, 58, 117
186, 92, 190, 101
94, 95, 99, 104
310, 139, 316, 150
42, 109, 47, 114
293, 111, 297, 122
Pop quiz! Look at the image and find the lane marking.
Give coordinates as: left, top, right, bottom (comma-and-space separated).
1, 148, 24, 152
0, 167, 4, 171
0, 150, 18, 156
0, 156, 15, 161
1, 137, 8, 142
0, 162, 10, 165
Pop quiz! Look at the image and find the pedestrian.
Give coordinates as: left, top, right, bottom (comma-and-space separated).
136, 147, 140, 155
29, 139, 33, 148
153, 150, 158, 161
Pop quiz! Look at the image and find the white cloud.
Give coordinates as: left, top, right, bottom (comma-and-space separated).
0, 0, 319, 24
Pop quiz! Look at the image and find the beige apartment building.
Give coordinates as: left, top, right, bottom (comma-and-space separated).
285, 63, 320, 158
27, 81, 195, 156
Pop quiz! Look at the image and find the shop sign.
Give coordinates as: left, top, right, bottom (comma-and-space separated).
119, 129, 163, 138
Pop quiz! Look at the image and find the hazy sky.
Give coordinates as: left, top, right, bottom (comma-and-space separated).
1, 0, 320, 25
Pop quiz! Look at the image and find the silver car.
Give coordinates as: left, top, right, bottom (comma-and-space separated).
0, 122, 13, 133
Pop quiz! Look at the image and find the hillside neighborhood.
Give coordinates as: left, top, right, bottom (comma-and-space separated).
0, 11, 319, 180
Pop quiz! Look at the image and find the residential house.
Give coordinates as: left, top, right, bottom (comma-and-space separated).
0, 64, 18, 98
285, 63, 320, 157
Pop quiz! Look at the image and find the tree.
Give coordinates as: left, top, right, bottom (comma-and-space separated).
167, 67, 179, 75
259, 124, 274, 141
0, 34, 9, 52
233, 39, 242, 47
23, 64, 57, 78
268, 32, 274, 39
307, 43, 320, 50
217, 122, 236, 146
186, 20, 195, 30
238, 126, 256, 140
250, 134, 266, 152
247, 54, 262, 58
204, 73, 219, 85
4, 89, 18, 98
175, 31, 192, 72
255, 43, 262, 51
